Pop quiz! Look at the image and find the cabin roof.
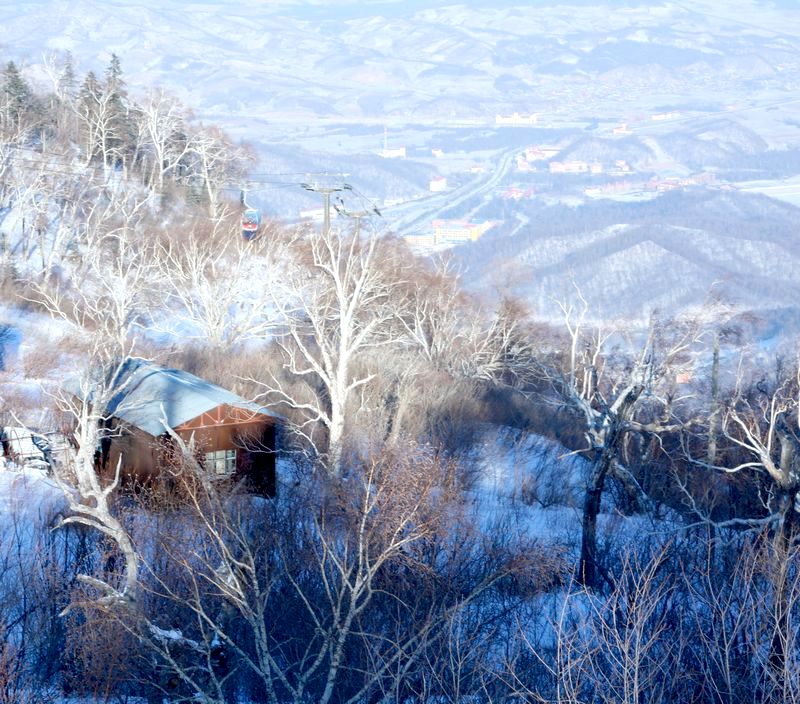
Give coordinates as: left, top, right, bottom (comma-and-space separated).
101, 359, 279, 437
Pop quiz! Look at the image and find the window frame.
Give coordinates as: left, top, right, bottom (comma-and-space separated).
205, 448, 237, 477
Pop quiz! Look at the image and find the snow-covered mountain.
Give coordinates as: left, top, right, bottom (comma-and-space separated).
5, 0, 800, 324
458, 189, 800, 323
3, 0, 800, 130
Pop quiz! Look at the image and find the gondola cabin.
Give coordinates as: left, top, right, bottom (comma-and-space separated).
242, 208, 261, 239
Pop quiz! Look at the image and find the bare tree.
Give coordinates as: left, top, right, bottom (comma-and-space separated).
188, 124, 251, 217
507, 546, 685, 704
155, 217, 273, 348
261, 226, 409, 475
714, 361, 800, 539
686, 356, 800, 673
123, 442, 537, 704
76, 73, 125, 169
22, 192, 160, 612
544, 288, 699, 587
396, 259, 535, 388
134, 89, 193, 190
395, 258, 466, 371
28, 192, 158, 353
52, 352, 141, 610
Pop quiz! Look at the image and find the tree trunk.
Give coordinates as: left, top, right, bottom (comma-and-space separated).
579, 456, 610, 589
769, 492, 797, 675
326, 348, 349, 477
328, 394, 345, 478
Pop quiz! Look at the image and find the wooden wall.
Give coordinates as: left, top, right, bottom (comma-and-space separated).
102, 405, 277, 497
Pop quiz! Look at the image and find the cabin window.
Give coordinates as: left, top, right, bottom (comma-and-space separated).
205, 449, 236, 477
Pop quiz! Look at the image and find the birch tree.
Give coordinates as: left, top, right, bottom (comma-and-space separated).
76, 68, 130, 169
134, 89, 192, 190
53, 350, 141, 610
189, 124, 250, 218
25, 191, 159, 610
156, 217, 272, 347
29, 192, 157, 352
263, 226, 408, 475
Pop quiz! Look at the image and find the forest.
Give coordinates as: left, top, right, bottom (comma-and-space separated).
3, 54, 800, 704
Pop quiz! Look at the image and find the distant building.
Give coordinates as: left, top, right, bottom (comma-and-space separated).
502, 186, 534, 200
651, 111, 681, 122
431, 148, 445, 158
404, 233, 437, 250
469, 164, 487, 174
648, 173, 716, 190
429, 176, 448, 192
381, 146, 407, 159
495, 112, 539, 126
550, 160, 589, 174
432, 219, 495, 245
590, 162, 604, 174
525, 146, 560, 161
381, 127, 406, 158
613, 123, 632, 135
648, 177, 682, 192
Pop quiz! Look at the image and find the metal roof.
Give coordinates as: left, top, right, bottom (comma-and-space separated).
103, 359, 279, 437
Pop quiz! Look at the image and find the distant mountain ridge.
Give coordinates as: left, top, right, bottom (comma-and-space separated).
458, 190, 800, 320
2, 0, 800, 127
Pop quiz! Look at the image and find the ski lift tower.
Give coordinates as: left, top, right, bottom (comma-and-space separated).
333, 201, 382, 237
301, 178, 352, 235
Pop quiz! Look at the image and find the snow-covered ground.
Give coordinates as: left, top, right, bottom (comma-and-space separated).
0, 464, 67, 526
0, 303, 80, 431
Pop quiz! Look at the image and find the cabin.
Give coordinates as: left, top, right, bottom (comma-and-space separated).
91, 360, 280, 496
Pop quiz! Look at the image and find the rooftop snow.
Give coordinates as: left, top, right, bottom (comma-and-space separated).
101, 359, 279, 437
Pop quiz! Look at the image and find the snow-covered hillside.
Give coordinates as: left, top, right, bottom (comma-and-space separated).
458, 189, 800, 322
3, 0, 800, 128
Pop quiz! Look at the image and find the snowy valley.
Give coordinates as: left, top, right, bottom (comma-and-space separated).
2, 2, 800, 703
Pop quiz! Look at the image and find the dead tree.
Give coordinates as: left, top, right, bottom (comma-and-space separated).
696, 359, 800, 673
545, 289, 698, 588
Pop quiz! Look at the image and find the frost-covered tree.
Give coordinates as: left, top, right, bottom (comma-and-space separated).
76, 65, 130, 168
156, 216, 273, 347
263, 226, 410, 475
2, 61, 33, 129
134, 88, 193, 189
189, 124, 251, 217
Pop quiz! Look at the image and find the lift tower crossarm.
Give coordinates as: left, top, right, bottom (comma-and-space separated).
301, 180, 352, 236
